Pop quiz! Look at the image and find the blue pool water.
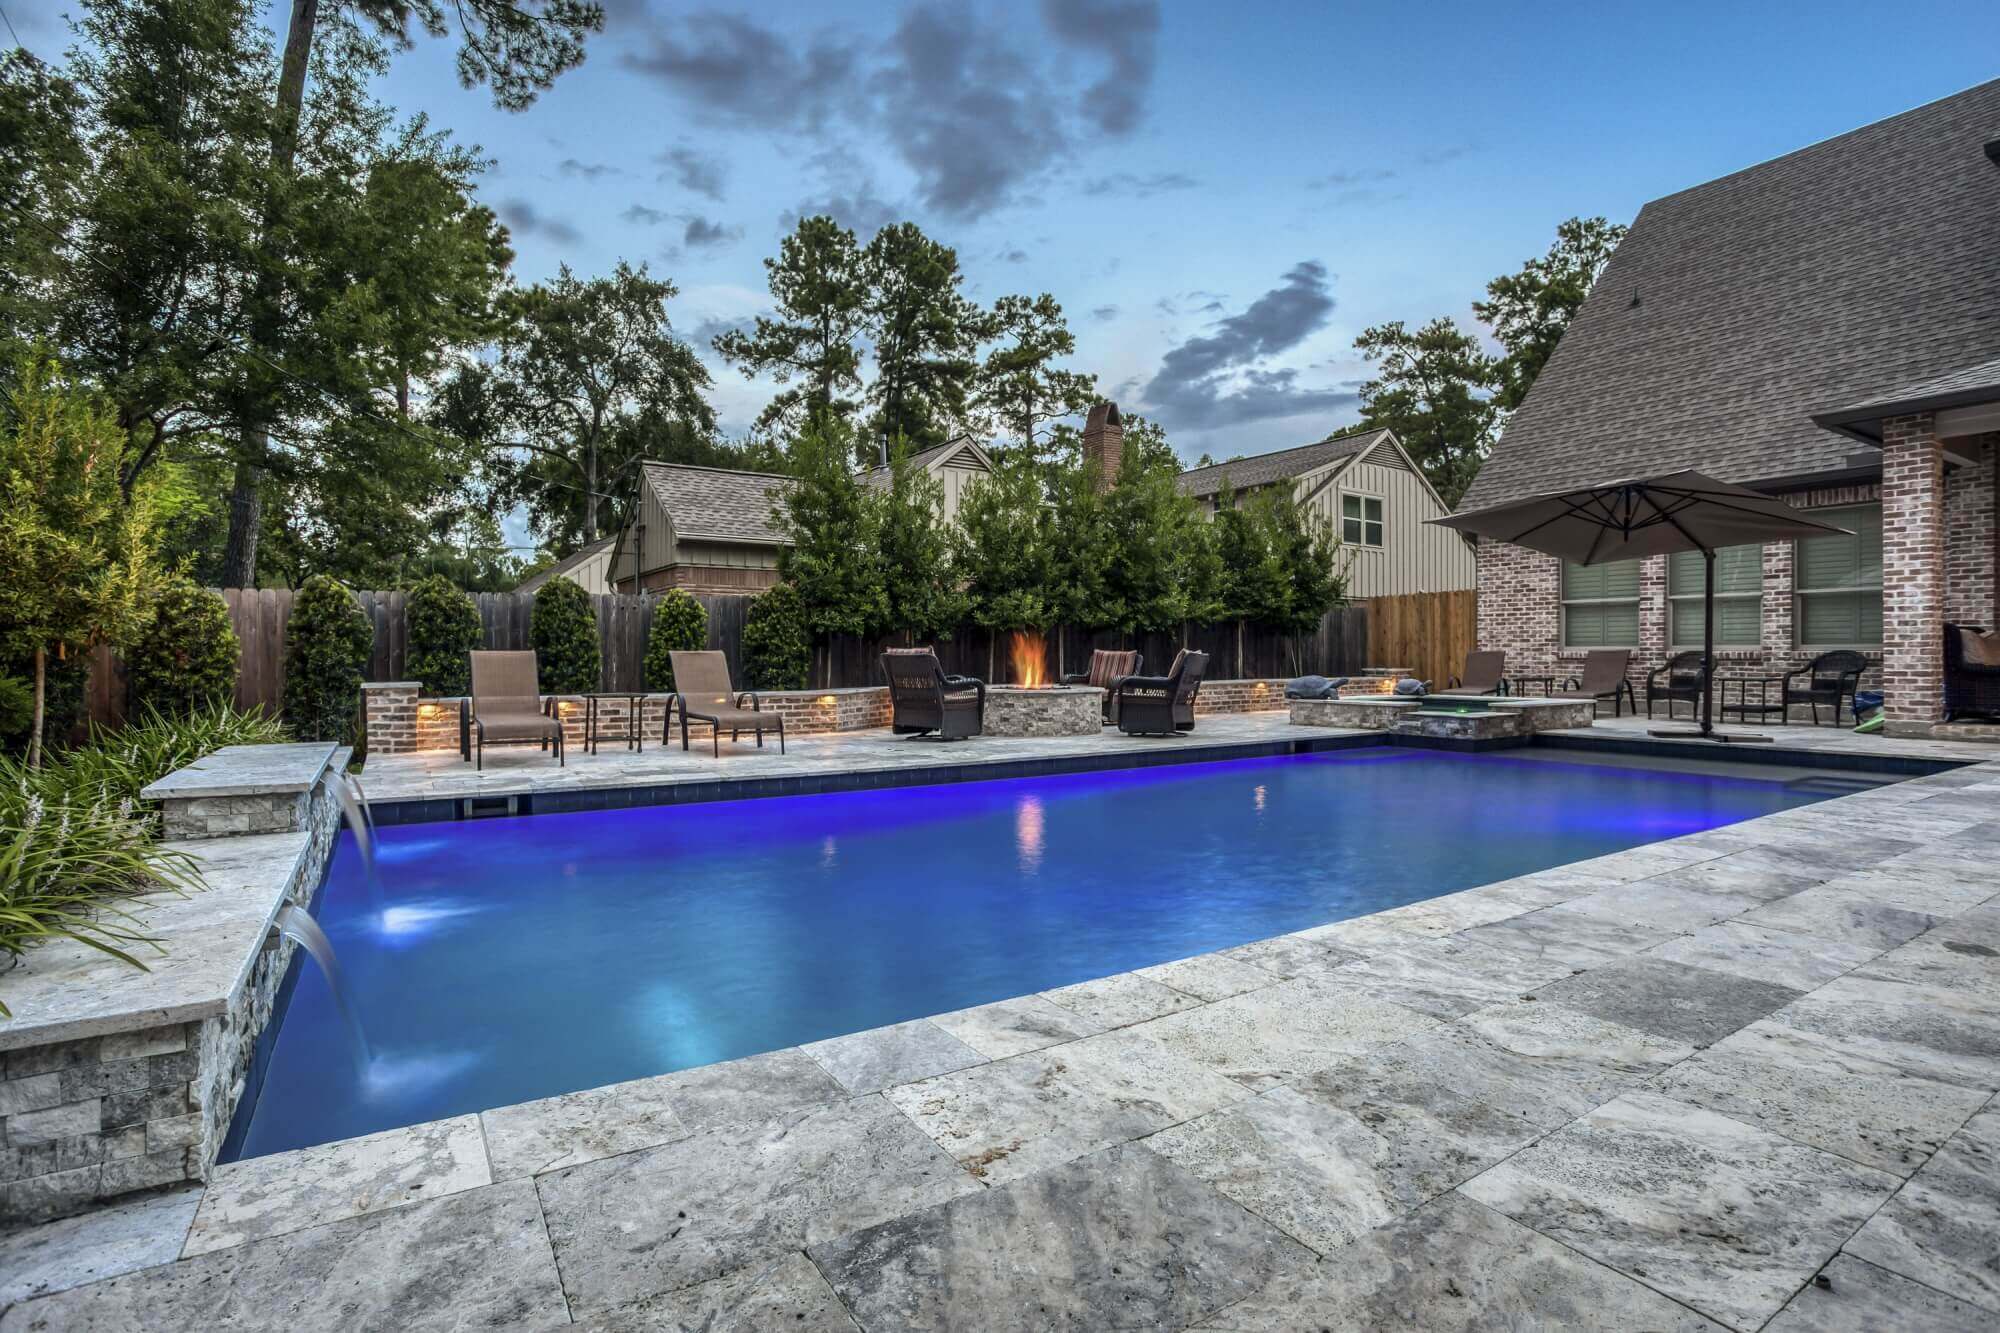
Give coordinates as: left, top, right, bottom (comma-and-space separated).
231, 747, 1859, 1158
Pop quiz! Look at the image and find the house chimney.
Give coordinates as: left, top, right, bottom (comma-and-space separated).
1082, 401, 1123, 493
877, 433, 890, 468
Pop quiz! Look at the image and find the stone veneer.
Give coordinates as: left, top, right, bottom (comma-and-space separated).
1, 765, 343, 1223
982, 686, 1104, 738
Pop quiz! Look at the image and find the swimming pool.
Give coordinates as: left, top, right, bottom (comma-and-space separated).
229, 747, 1867, 1158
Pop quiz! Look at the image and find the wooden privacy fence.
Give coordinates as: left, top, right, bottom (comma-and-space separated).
1366, 589, 1478, 689
82, 588, 1475, 725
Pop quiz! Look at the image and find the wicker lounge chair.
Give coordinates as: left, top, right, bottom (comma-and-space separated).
669, 650, 784, 755
1945, 624, 2000, 722
1062, 648, 1141, 723
1113, 649, 1209, 736
1647, 650, 1710, 721
1446, 650, 1508, 695
464, 650, 566, 770
883, 649, 985, 739
1554, 649, 1635, 716
1782, 650, 1869, 726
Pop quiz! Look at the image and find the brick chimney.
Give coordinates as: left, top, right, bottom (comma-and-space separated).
1082, 401, 1123, 493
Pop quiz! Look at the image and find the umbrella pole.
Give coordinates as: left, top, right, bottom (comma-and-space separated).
1702, 549, 1715, 737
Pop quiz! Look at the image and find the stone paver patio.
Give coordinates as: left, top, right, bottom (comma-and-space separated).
2, 715, 1998, 1330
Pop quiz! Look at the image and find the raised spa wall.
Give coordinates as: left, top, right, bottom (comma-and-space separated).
0, 746, 344, 1224
360, 677, 1296, 755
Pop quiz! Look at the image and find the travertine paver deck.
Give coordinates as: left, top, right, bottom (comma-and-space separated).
3, 724, 1998, 1330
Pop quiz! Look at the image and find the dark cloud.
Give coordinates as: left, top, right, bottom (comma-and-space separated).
558, 158, 622, 180
1092, 305, 1120, 321
1081, 171, 1198, 198
1306, 167, 1397, 189
624, 3, 1163, 219
997, 247, 1029, 264
689, 314, 756, 348
498, 198, 582, 246
1041, 0, 1161, 135
1140, 261, 1356, 429
682, 216, 741, 249
622, 204, 670, 226
658, 147, 727, 201
782, 187, 901, 239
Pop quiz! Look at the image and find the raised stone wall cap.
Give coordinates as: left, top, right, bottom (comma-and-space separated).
140, 742, 339, 801
359, 681, 424, 691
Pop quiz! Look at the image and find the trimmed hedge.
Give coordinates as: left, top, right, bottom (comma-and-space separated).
530, 576, 600, 695
406, 575, 482, 697
643, 589, 709, 692
126, 578, 239, 716
740, 582, 810, 690
283, 575, 372, 743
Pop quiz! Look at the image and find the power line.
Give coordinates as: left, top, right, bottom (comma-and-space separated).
0, 5, 24, 52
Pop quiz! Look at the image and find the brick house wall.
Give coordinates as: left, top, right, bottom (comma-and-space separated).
1473, 457, 1996, 722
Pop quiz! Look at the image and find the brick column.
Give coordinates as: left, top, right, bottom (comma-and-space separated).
1880, 413, 1944, 729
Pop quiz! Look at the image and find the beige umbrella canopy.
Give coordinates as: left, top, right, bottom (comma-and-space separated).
1430, 470, 1853, 739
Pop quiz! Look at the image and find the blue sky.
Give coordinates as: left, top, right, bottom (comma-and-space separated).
16, 1, 2000, 469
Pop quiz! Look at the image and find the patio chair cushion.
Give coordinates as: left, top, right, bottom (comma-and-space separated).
1961, 627, 2000, 667
474, 704, 560, 742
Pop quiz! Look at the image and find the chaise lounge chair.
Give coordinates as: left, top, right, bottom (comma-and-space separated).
1062, 648, 1141, 724
883, 648, 986, 739
669, 650, 784, 756
1112, 649, 1209, 736
1446, 650, 1509, 695
1647, 650, 1710, 721
464, 650, 567, 770
1553, 648, 1635, 716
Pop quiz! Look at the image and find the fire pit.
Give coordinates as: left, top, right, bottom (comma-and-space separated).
983, 630, 1105, 738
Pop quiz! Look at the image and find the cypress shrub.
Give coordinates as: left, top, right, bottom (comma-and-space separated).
405, 575, 482, 697
530, 576, 600, 694
126, 578, 240, 716
740, 582, 810, 690
283, 575, 372, 743
643, 588, 708, 691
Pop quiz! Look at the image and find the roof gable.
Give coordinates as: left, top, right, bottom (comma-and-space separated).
1176, 428, 1390, 498
859, 439, 996, 491
641, 462, 793, 546
1463, 78, 2000, 510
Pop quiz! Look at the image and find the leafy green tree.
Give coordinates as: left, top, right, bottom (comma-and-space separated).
1212, 483, 1290, 628
715, 215, 869, 434
529, 575, 600, 695
1261, 490, 1345, 637
404, 573, 481, 696
0, 353, 162, 766
0, 52, 86, 371
740, 582, 810, 691
467, 261, 714, 555
1354, 317, 1499, 507
127, 578, 240, 715
875, 441, 967, 643
862, 222, 987, 453
283, 573, 372, 743
1475, 216, 1627, 412
953, 453, 1050, 631
643, 588, 708, 691
972, 293, 1095, 460
774, 417, 885, 642
1042, 456, 1114, 629
1101, 441, 1199, 633
1176, 511, 1229, 625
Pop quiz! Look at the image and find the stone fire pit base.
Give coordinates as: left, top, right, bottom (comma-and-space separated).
983, 685, 1105, 737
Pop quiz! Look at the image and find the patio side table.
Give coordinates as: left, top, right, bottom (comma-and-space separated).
582, 692, 648, 755
1511, 674, 1558, 697
1718, 675, 1787, 724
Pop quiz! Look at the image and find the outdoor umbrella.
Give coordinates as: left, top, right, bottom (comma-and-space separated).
1429, 469, 1853, 741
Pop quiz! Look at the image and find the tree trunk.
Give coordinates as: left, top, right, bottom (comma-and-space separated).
222, 0, 321, 589
27, 645, 46, 770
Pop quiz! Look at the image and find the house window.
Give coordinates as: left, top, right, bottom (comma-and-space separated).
1341, 494, 1383, 547
1794, 504, 1882, 646
1561, 558, 1640, 647
1669, 543, 1762, 648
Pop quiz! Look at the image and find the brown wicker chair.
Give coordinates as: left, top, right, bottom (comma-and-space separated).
1062, 649, 1140, 723
1554, 649, 1635, 716
464, 650, 566, 770
883, 649, 985, 739
1113, 649, 1209, 736
1945, 624, 2000, 722
669, 650, 784, 755
1446, 650, 1509, 695
1647, 650, 1710, 721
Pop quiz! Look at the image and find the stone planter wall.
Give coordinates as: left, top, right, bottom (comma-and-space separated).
1191, 678, 1289, 715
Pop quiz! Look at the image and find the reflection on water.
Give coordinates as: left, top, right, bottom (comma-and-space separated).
1254, 783, 1267, 813
1015, 795, 1045, 873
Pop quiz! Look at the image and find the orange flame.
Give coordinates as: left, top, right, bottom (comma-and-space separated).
1007, 630, 1049, 687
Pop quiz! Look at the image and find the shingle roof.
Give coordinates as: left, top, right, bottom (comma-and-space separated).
642, 462, 793, 545
516, 536, 613, 594
858, 441, 964, 492
1813, 353, 2000, 440
1461, 79, 2000, 510
1175, 428, 1389, 498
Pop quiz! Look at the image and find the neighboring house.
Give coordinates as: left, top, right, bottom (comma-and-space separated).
515, 536, 615, 595
610, 462, 793, 594
1175, 426, 1477, 598
857, 438, 996, 523
1462, 79, 2000, 729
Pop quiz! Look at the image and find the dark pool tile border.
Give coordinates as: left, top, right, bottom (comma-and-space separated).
1530, 732, 1970, 778
367, 734, 1379, 826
